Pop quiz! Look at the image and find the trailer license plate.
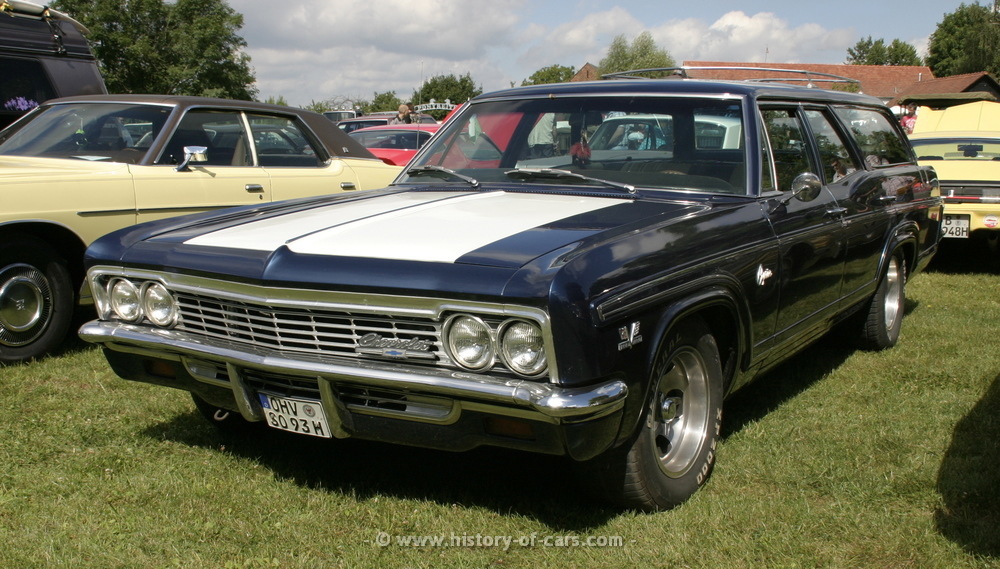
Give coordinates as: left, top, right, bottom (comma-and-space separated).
942, 214, 970, 238
258, 393, 331, 438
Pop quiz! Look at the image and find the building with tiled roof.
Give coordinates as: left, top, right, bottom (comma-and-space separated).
681, 61, 935, 103
891, 72, 1000, 107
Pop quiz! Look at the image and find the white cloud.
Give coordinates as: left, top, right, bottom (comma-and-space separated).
653, 11, 855, 64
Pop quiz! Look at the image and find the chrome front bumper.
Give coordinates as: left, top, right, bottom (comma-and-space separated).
79, 320, 629, 431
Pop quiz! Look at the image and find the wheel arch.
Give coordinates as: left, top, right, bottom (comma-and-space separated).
0, 221, 88, 294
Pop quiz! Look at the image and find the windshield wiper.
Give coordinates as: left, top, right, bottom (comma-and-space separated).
406, 165, 480, 188
504, 168, 636, 194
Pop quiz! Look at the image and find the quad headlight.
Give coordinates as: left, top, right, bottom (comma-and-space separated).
498, 320, 547, 376
444, 314, 547, 377
141, 282, 178, 327
109, 278, 141, 321
100, 277, 177, 328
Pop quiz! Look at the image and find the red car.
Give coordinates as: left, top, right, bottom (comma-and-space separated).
348, 123, 440, 166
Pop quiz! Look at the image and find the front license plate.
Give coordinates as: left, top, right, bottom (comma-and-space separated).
942, 214, 970, 238
258, 393, 331, 438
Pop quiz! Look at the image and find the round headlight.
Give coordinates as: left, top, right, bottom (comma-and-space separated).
109, 279, 141, 321
445, 315, 494, 370
141, 282, 177, 327
499, 320, 547, 376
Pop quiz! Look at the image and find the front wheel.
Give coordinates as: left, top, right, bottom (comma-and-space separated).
580, 317, 724, 511
0, 236, 75, 363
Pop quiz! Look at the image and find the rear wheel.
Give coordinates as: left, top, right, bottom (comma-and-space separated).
581, 317, 724, 511
859, 252, 905, 350
0, 236, 74, 363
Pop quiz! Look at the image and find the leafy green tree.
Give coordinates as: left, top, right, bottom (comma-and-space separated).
362, 91, 404, 114
53, 0, 257, 99
598, 32, 675, 77
927, 2, 1000, 77
522, 64, 576, 86
847, 36, 922, 65
265, 96, 290, 107
412, 73, 482, 119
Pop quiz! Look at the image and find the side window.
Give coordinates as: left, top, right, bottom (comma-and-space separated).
248, 114, 321, 167
804, 110, 860, 183
761, 108, 818, 193
157, 110, 250, 166
833, 106, 912, 167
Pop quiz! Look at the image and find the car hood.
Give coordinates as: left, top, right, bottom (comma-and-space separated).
88, 186, 703, 297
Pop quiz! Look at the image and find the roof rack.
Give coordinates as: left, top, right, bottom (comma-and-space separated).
602, 66, 862, 90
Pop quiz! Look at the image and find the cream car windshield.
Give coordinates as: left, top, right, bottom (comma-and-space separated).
403, 96, 748, 194
0, 103, 171, 162
911, 138, 1000, 161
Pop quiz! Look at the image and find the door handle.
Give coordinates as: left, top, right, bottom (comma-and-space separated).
825, 207, 848, 218
245, 184, 265, 193
340, 181, 357, 190
878, 195, 898, 204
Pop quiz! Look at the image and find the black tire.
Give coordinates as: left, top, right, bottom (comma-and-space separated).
0, 236, 75, 363
859, 252, 905, 350
581, 316, 724, 511
191, 393, 261, 435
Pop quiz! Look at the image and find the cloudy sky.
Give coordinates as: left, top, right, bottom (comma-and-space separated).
226, 0, 966, 108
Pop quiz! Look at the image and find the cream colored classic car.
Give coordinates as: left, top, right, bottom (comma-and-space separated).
0, 95, 400, 363
910, 101, 1000, 242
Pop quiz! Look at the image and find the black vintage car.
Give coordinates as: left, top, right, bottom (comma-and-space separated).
79, 71, 942, 511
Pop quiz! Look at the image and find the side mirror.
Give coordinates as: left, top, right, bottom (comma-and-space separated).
175, 145, 208, 172
790, 172, 822, 202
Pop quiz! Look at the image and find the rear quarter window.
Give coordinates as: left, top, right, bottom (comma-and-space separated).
834, 106, 913, 167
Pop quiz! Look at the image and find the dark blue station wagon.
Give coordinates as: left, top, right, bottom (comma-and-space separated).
80, 71, 942, 511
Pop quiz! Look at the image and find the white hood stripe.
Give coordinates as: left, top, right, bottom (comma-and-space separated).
186, 191, 616, 263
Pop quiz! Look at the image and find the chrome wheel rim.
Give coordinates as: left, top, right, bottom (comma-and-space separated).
0, 263, 52, 347
647, 346, 711, 478
883, 257, 902, 331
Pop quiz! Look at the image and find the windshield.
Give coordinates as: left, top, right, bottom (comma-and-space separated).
911, 138, 1000, 161
0, 102, 171, 162
401, 96, 747, 194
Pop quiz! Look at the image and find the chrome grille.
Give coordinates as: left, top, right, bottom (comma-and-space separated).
174, 292, 445, 362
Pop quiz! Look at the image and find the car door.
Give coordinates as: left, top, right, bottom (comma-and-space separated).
829, 105, 925, 300
760, 105, 847, 349
130, 109, 272, 224
246, 113, 364, 201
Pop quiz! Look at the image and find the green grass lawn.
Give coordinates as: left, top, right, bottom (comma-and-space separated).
2, 240, 998, 569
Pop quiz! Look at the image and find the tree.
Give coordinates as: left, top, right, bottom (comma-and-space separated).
927, 2, 1000, 77
53, 0, 257, 99
363, 91, 404, 114
412, 73, 482, 119
847, 36, 922, 66
522, 64, 576, 86
598, 32, 674, 77
265, 96, 290, 107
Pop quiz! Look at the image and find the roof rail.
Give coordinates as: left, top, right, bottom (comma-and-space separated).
602, 66, 862, 90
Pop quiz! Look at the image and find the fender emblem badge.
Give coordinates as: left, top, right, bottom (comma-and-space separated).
618, 322, 643, 351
